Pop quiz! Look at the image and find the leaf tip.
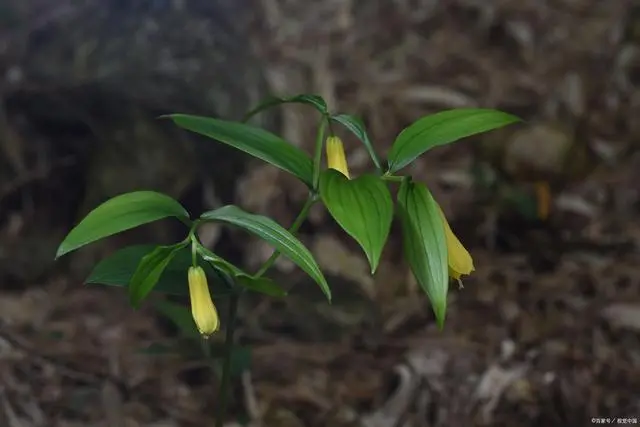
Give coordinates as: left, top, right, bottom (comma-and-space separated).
369, 259, 379, 275
54, 245, 67, 260
129, 296, 142, 310
324, 288, 333, 303
433, 304, 447, 330
506, 114, 523, 125
55, 237, 81, 259
365, 249, 382, 275
128, 287, 141, 309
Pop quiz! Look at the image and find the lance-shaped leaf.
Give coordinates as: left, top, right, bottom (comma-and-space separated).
166, 114, 314, 187
197, 244, 286, 297
319, 170, 393, 273
86, 244, 232, 297
387, 108, 520, 173
128, 243, 188, 307
330, 114, 382, 171
200, 205, 331, 301
236, 274, 287, 297
243, 94, 328, 122
56, 191, 190, 259
397, 180, 448, 328
196, 244, 244, 277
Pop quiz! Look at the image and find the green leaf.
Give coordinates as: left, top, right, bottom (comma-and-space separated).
319, 169, 393, 273
86, 244, 232, 297
330, 114, 381, 170
387, 108, 521, 173
56, 191, 190, 259
200, 205, 331, 301
128, 243, 187, 307
243, 94, 328, 122
397, 180, 448, 328
154, 300, 200, 339
166, 114, 314, 187
236, 274, 287, 297
197, 244, 286, 297
195, 244, 244, 277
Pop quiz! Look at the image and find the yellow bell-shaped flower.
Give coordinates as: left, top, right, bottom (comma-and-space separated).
326, 135, 350, 179
188, 266, 220, 337
437, 206, 474, 283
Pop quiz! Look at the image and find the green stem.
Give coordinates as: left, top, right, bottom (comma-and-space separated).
211, 116, 324, 425
215, 290, 241, 427
201, 337, 212, 359
312, 117, 328, 190
190, 240, 197, 267
212, 192, 316, 425
381, 173, 405, 183
188, 219, 203, 266
254, 193, 317, 278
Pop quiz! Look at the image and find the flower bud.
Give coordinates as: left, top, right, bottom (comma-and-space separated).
326, 136, 350, 179
188, 266, 220, 337
437, 206, 474, 283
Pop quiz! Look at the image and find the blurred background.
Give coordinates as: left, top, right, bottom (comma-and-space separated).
1, 0, 640, 426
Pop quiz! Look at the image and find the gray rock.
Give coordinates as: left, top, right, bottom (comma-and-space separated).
0, 0, 278, 283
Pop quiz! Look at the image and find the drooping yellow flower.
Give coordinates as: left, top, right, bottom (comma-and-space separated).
326, 135, 350, 179
437, 206, 474, 284
188, 266, 220, 337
